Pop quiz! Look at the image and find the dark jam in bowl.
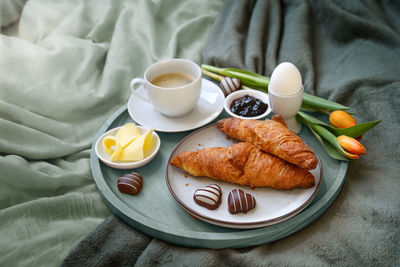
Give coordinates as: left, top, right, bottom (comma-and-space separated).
230, 94, 268, 117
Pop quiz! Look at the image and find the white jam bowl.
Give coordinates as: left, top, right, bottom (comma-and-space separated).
224, 89, 271, 120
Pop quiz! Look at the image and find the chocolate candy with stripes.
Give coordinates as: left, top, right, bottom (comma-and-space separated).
228, 188, 256, 214
193, 184, 222, 210
117, 172, 143, 195
220, 77, 242, 96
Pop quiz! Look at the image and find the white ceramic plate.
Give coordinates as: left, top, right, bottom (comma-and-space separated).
166, 124, 322, 229
95, 125, 160, 169
128, 79, 225, 132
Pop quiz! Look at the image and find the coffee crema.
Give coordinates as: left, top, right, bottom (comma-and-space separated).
150, 72, 194, 88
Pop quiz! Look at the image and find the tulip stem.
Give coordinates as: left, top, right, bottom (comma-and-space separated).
202, 68, 255, 91
202, 69, 223, 82
318, 109, 331, 115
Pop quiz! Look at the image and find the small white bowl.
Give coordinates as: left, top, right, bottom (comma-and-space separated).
224, 89, 271, 120
95, 125, 161, 169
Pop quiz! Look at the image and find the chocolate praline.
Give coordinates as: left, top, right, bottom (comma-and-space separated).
228, 188, 256, 214
117, 172, 143, 195
193, 184, 222, 210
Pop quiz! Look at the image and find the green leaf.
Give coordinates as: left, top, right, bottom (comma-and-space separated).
302, 94, 350, 111
297, 111, 330, 127
300, 105, 319, 112
201, 64, 225, 75
298, 111, 380, 138
311, 124, 358, 159
328, 120, 382, 138
319, 137, 349, 161
201, 65, 269, 91
238, 79, 268, 91
224, 69, 270, 90
300, 118, 348, 161
225, 68, 270, 82
201, 68, 223, 82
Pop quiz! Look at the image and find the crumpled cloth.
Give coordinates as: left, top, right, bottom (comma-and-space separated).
64, 1, 400, 266
0, 0, 225, 266
2, 0, 399, 266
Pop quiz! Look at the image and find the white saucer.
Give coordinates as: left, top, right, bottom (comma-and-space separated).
128, 79, 225, 132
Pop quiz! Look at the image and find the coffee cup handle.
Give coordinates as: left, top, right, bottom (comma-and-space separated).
130, 78, 150, 103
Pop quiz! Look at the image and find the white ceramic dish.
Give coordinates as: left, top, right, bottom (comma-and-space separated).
166, 124, 322, 229
128, 78, 225, 132
95, 125, 160, 169
224, 89, 272, 120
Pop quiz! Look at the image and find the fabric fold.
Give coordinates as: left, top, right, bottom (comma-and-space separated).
1, 0, 399, 266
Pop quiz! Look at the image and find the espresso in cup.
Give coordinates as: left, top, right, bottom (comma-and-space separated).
130, 59, 202, 117
150, 72, 194, 88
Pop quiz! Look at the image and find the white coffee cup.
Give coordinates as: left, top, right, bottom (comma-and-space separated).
130, 59, 202, 118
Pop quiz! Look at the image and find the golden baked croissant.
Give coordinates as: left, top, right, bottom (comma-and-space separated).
170, 142, 315, 190
217, 117, 318, 170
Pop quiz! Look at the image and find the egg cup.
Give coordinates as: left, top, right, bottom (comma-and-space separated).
268, 85, 303, 133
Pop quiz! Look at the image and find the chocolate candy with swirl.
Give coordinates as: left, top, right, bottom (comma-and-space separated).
117, 172, 143, 195
193, 184, 222, 210
228, 188, 256, 214
220, 77, 242, 96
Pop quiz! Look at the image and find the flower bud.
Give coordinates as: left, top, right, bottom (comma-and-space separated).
337, 135, 366, 155
329, 110, 356, 128
347, 153, 359, 159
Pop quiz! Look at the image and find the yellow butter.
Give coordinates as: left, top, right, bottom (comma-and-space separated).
110, 141, 123, 161
115, 123, 141, 148
102, 136, 117, 155
117, 129, 154, 162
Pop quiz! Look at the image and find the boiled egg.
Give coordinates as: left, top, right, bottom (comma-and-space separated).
269, 62, 302, 95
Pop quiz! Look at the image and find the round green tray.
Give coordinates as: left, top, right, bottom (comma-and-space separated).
90, 104, 348, 248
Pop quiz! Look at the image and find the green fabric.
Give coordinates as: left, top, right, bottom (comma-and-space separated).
64, 0, 399, 266
2, 0, 399, 266
201, 0, 399, 265
0, 0, 225, 266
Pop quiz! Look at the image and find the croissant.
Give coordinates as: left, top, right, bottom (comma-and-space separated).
217, 117, 318, 170
170, 142, 315, 190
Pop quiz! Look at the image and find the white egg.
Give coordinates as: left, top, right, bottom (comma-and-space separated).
269, 62, 302, 95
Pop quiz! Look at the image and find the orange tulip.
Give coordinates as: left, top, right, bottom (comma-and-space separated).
340, 151, 359, 160
329, 110, 356, 128
337, 135, 366, 155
